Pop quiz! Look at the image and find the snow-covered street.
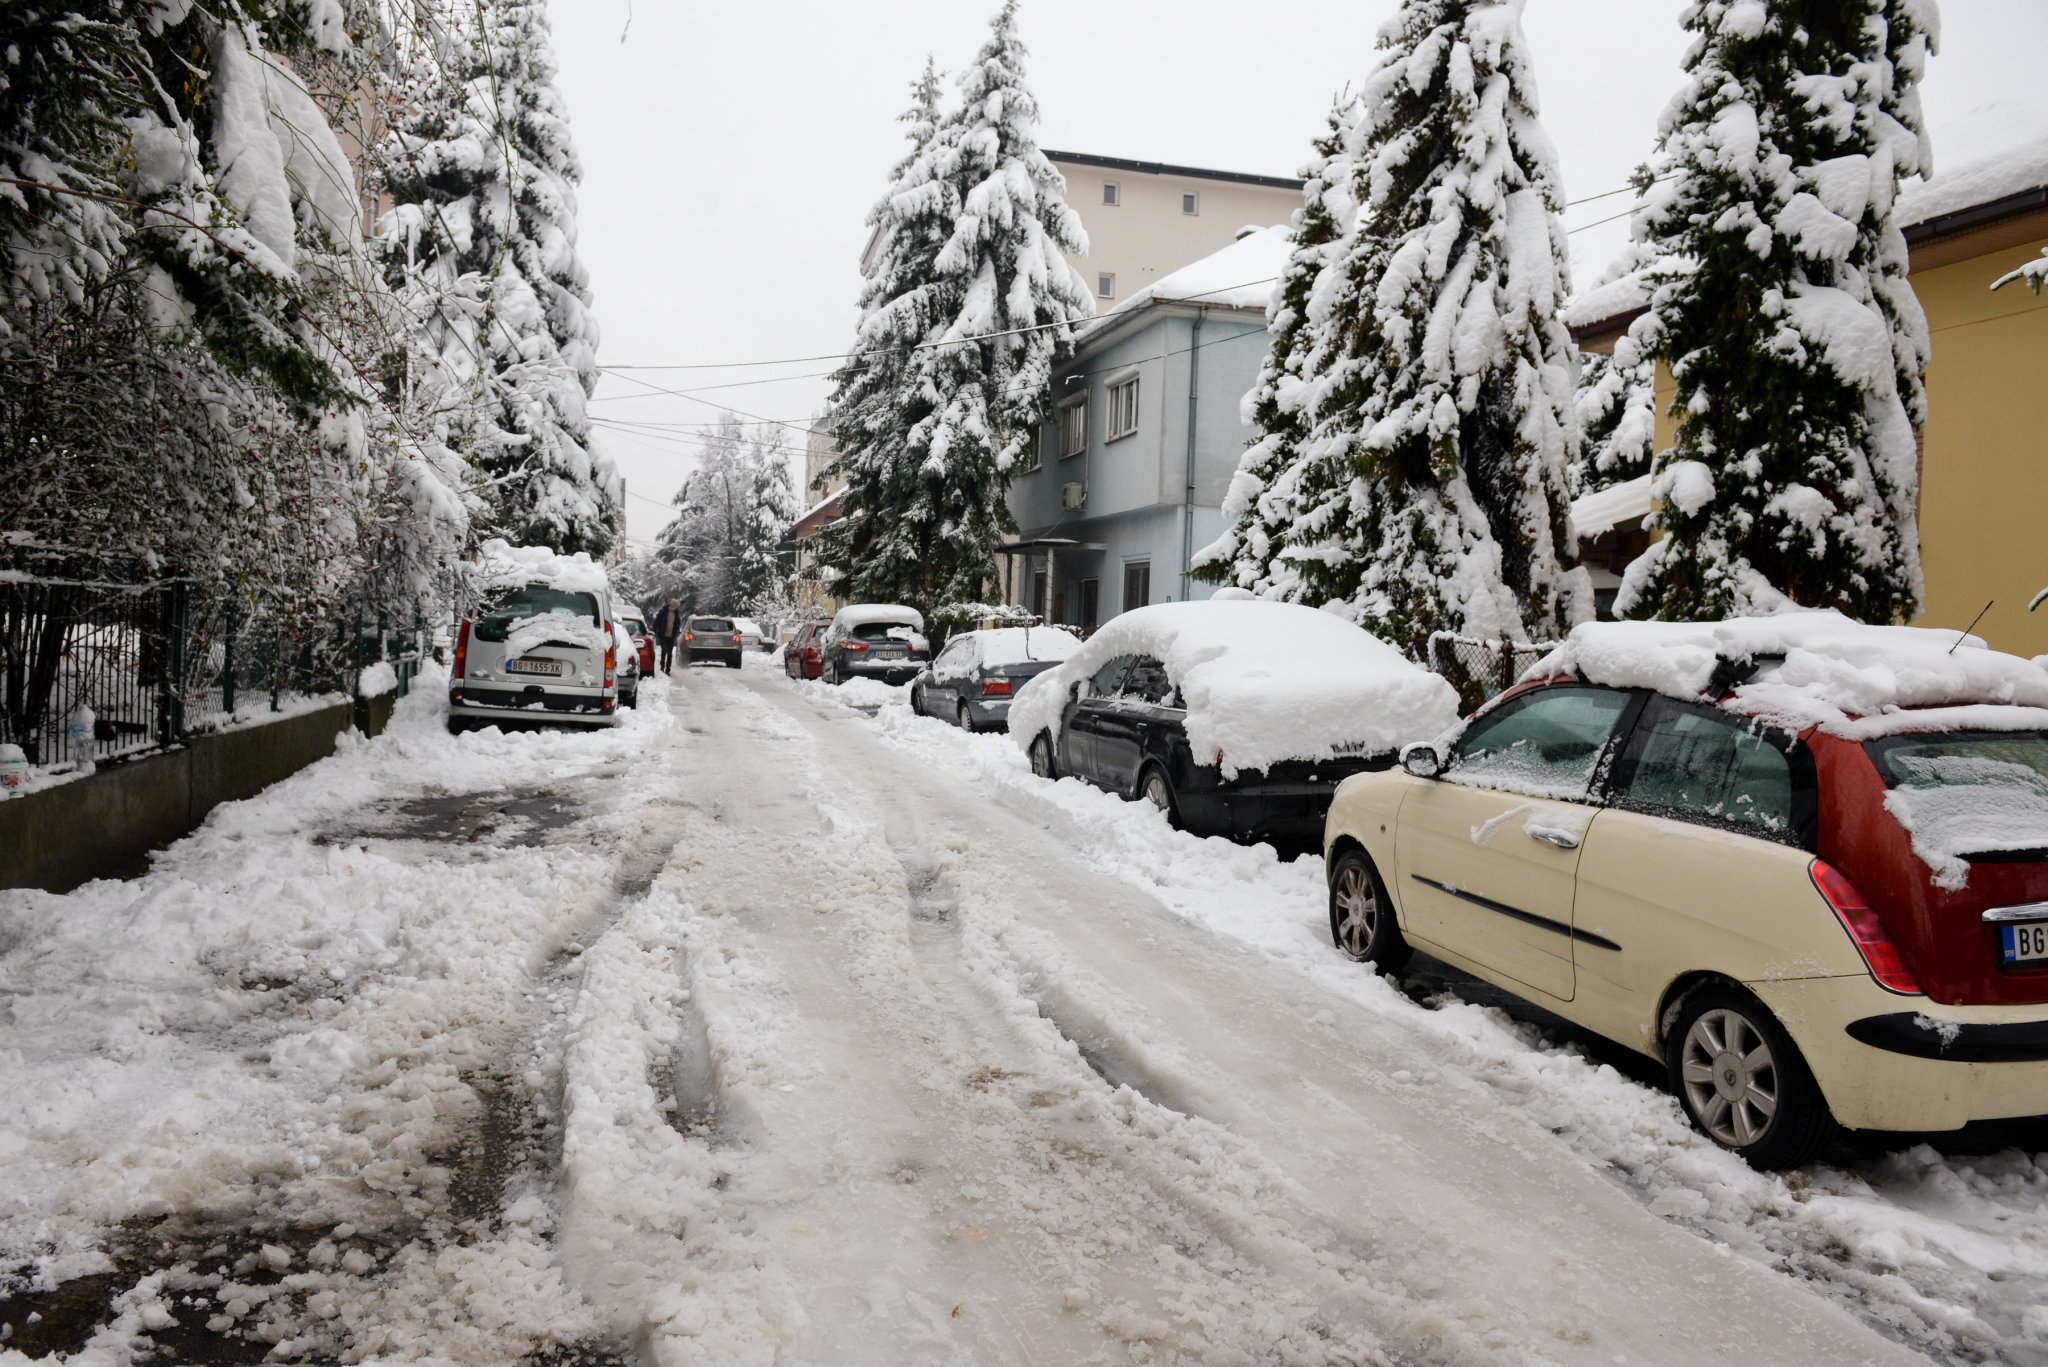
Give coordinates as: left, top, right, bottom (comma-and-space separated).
7, 663, 2048, 1365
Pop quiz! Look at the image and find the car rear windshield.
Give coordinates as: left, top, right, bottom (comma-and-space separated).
851, 622, 917, 642
622, 618, 647, 634
473, 587, 600, 642
1865, 730, 2048, 865
690, 618, 734, 632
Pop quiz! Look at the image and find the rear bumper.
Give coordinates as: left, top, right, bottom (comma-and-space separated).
845, 658, 920, 683
1751, 975, 2048, 1131
966, 697, 1012, 727
1178, 788, 1334, 847
450, 685, 616, 725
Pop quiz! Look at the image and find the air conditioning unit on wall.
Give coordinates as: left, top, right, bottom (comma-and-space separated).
1061, 483, 1086, 511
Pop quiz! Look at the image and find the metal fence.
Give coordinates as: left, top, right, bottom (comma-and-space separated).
0, 573, 426, 772
1427, 632, 1561, 715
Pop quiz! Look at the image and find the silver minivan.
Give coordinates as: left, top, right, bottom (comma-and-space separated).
448, 580, 619, 731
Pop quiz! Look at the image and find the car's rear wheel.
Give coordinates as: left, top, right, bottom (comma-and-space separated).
1668, 986, 1835, 1170
1029, 732, 1057, 779
1139, 766, 1180, 830
1328, 848, 1410, 973
446, 717, 470, 736
910, 684, 926, 716
727, 653, 742, 669
957, 700, 975, 733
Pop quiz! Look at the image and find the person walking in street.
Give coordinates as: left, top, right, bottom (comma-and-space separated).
653, 598, 684, 673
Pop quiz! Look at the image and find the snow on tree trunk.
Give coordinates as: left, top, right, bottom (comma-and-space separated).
379, 0, 620, 558
1614, 0, 1936, 624
825, 4, 1091, 615
1194, 0, 1585, 655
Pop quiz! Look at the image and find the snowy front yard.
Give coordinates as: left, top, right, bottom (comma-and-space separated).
3, 662, 2046, 1365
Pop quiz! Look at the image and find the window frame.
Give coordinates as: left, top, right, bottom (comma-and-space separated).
1097, 272, 1116, 300
1102, 181, 1120, 207
1181, 190, 1199, 216
1058, 394, 1088, 459
1106, 375, 1140, 441
1609, 694, 1819, 850
1122, 559, 1150, 612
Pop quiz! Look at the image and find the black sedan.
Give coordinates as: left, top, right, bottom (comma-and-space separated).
1027, 653, 1396, 850
910, 625, 1083, 731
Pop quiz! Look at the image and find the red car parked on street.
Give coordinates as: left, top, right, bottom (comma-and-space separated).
620, 615, 656, 678
782, 620, 833, 680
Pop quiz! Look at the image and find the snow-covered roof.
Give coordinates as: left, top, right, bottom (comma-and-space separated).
1090, 226, 1292, 327
1569, 475, 1654, 539
1525, 612, 2048, 736
1898, 95, 2048, 231
831, 603, 923, 632
474, 538, 612, 595
1008, 600, 1460, 775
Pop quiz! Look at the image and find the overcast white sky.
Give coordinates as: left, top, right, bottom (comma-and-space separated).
545, 0, 2048, 550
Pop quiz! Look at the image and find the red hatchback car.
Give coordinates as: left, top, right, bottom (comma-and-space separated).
619, 615, 656, 678
782, 619, 833, 680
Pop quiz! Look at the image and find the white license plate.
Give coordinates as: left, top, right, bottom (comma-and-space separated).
875, 648, 905, 659
505, 659, 565, 676
2002, 923, 2048, 964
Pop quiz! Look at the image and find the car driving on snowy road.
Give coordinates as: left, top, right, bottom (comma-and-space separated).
1009, 599, 1461, 849
683, 616, 745, 669
1324, 613, 2048, 1169
911, 623, 1083, 732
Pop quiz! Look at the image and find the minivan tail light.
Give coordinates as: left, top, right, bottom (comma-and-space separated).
981, 678, 1012, 696
1812, 859, 1924, 995
454, 616, 471, 679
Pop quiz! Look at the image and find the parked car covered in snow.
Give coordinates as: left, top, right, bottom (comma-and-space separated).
683, 616, 744, 669
448, 541, 618, 731
820, 605, 930, 686
782, 618, 834, 680
1010, 601, 1460, 850
613, 621, 640, 708
1324, 613, 2048, 1168
912, 624, 1083, 732
732, 617, 772, 653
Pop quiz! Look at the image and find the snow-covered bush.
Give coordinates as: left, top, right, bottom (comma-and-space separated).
1614, 0, 1936, 623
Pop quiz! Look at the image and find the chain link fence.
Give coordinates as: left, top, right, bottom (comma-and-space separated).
1, 563, 427, 775
1426, 632, 1561, 715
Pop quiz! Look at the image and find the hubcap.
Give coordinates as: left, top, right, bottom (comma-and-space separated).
1680, 1008, 1778, 1148
1333, 864, 1377, 958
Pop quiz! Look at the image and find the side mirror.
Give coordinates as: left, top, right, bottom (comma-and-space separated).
1070, 680, 1085, 702
1401, 743, 1443, 779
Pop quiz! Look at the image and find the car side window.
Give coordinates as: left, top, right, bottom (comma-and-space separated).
1120, 656, 1176, 706
1614, 696, 1812, 847
1088, 655, 1135, 699
1448, 686, 1634, 800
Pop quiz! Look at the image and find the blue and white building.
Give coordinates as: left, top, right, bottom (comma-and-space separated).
1003, 226, 1290, 629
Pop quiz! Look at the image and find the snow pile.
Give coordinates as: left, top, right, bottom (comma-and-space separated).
1091, 225, 1290, 323
936, 625, 1082, 679
1882, 755, 2048, 891
1528, 612, 2048, 733
1008, 601, 1459, 774
475, 539, 614, 597
1568, 474, 1653, 539
357, 660, 399, 698
830, 603, 923, 632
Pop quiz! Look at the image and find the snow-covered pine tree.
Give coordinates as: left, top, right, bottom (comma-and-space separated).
378, 0, 620, 557
649, 414, 798, 615
1614, 0, 1935, 623
1190, 99, 1359, 588
825, 4, 1091, 613
1194, 0, 1583, 655
1567, 242, 1665, 495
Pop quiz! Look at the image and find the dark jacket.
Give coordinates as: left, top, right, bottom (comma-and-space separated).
653, 605, 683, 642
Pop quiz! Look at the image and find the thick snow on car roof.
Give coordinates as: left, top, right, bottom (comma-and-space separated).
1009, 601, 1460, 775
475, 538, 612, 596
1527, 612, 2048, 736
973, 625, 1082, 665
831, 603, 923, 632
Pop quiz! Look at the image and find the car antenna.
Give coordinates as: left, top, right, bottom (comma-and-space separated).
1949, 599, 1994, 654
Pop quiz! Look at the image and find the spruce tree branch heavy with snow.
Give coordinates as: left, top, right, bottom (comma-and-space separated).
1614, 0, 1937, 623
1195, 0, 1586, 655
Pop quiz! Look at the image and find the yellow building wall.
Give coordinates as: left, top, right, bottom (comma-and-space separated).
1637, 234, 2048, 658
1912, 235, 2048, 659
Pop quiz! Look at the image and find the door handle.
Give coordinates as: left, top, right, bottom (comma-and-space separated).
1528, 829, 1579, 850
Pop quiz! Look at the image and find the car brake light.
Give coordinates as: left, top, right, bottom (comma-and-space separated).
843, 641, 869, 652
605, 624, 616, 677
683, 633, 693, 642
454, 615, 471, 679
1811, 859, 1924, 994
980, 678, 1012, 696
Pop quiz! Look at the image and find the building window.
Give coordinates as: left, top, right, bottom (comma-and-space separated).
1020, 425, 1043, 473
1123, 561, 1150, 613
1078, 578, 1100, 630
1058, 396, 1087, 458
1032, 570, 1047, 618
1106, 375, 1140, 440
1102, 182, 1119, 206
1097, 272, 1115, 299
1182, 191, 1199, 216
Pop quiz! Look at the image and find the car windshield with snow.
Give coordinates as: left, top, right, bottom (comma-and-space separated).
912, 624, 1083, 732
448, 541, 618, 731
1323, 612, 2048, 1168
1009, 600, 1461, 850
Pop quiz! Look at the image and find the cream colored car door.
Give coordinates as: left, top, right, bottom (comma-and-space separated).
1570, 696, 1844, 1048
1395, 685, 1639, 1004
